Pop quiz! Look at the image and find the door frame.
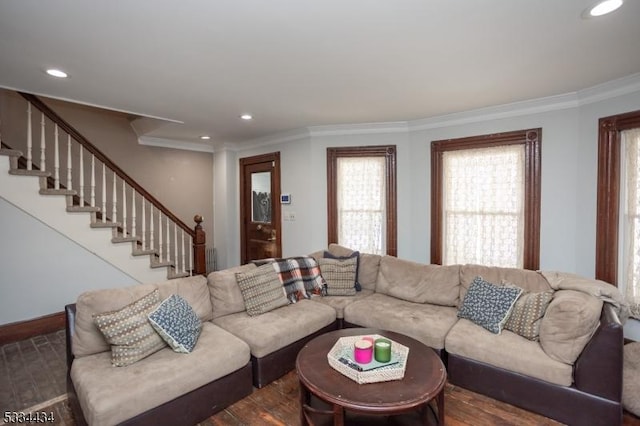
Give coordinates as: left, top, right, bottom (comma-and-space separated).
239, 152, 282, 264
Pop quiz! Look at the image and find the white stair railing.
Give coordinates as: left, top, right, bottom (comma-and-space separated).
1, 92, 206, 278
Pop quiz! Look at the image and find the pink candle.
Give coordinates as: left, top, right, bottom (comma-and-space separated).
354, 339, 373, 364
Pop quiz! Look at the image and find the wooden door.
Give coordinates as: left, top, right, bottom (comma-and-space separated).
240, 152, 281, 264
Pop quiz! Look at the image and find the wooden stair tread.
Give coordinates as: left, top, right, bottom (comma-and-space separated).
39, 188, 77, 196
9, 169, 50, 177
66, 205, 100, 212
90, 221, 120, 229
0, 148, 23, 157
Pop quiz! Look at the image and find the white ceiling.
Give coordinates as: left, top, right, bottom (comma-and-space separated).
1, 0, 639, 149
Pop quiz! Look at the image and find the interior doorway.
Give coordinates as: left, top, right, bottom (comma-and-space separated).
239, 152, 281, 264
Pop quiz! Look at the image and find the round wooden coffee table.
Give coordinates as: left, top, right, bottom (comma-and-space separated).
296, 328, 446, 426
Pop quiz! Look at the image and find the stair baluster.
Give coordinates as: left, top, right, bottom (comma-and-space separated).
39, 113, 45, 171
180, 229, 186, 274
158, 211, 164, 263
101, 164, 106, 223
90, 154, 96, 208
173, 221, 178, 271
149, 203, 155, 251
141, 197, 146, 250
166, 215, 170, 266
78, 146, 84, 206
189, 234, 193, 276
54, 124, 60, 190
131, 189, 136, 238
66, 135, 72, 190
26, 103, 32, 170
112, 171, 117, 226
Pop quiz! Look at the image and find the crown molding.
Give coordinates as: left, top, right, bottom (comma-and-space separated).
230, 72, 640, 142
232, 128, 311, 152
408, 93, 580, 132
577, 72, 640, 106
138, 136, 214, 153
132, 72, 640, 152
308, 121, 409, 136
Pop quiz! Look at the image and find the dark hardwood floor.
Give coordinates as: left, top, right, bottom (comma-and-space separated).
1, 331, 639, 426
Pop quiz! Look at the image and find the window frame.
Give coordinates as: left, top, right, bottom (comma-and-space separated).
595, 110, 640, 285
431, 129, 541, 269
327, 145, 397, 256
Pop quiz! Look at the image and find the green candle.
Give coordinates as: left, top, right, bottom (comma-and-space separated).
374, 338, 392, 363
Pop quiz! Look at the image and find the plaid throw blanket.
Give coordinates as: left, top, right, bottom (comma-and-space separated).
252, 256, 325, 303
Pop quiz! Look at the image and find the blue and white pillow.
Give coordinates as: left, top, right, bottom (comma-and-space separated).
458, 276, 523, 334
148, 294, 202, 353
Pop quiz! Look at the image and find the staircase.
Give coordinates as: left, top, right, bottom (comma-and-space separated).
0, 91, 206, 282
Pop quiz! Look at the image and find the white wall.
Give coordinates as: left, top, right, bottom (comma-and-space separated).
213, 77, 640, 339
213, 148, 240, 269
0, 198, 137, 324
218, 78, 640, 277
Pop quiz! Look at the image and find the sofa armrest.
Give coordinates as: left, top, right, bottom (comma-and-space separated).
573, 303, 623, 401
65, 303, 77, 371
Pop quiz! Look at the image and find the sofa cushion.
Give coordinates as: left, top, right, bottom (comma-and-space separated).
212, 299, 336, 358
343, 293, 459, 350
327, 243, 381, 291
236, 263, 289, 316
445, 318, 573, 386
460, 264, 551, 303
623, 342, 640, 417
73, 276, 212, 358
93, 289, 167, 367
153, 275, 213, 322
504, 290, 554, 341
375, 256, 460, 307
148, 294, 202, 353
208, 263, 257, 319
539, 290, 603, 364
318, 256, 358, 296
74, 282, 158, 357
70, 322, 250, 426
457, 277, 523, 334
311, 289, 374, 319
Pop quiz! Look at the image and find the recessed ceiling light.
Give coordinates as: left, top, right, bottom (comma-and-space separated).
240, 114, 253, 120
46, 68, 68, 78
583, 0, 623, 18
200, 135, 211, 140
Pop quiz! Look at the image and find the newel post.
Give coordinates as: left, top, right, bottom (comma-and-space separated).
193, 215, 206, 275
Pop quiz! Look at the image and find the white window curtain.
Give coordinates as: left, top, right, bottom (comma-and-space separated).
442, 145, 525, 267
337, 157, 386, 255
622, 128, 640, 319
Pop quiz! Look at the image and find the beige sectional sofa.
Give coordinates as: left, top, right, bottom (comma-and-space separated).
65, 243, 625, 426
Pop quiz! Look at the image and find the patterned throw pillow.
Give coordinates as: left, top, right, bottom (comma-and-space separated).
317, 256, 358, 296
93, 289, 167, 367
148, 294, 202, 353
457, 276, 523, 334
323, 251, 362, 291
504, 290, 554, 341
236, 263, 289, 316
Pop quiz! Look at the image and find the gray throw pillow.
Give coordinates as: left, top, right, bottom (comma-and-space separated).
148, 294, 202, 353
457, 276, 523, 334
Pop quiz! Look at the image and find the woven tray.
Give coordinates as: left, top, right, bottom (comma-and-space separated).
327, 334, 409, 384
